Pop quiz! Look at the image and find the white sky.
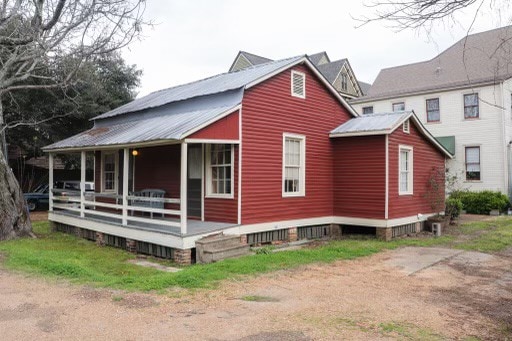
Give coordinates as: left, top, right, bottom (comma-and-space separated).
122, 0, 506, 97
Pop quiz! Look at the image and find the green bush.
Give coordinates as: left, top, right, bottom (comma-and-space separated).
450, 190, 510, 214
445, 197, 463, 220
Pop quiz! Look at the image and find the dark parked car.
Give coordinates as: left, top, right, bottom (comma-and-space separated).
24, 181, 95, 211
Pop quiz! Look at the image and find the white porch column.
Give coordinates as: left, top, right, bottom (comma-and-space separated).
49, 153, 54, 212
80, 151, 86, 218
180, 142, 188, 235
122, 148, 129, 225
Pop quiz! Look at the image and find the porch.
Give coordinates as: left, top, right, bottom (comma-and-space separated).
47, 140, 240, 245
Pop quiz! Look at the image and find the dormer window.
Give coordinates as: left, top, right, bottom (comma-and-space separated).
291, 70, 306, 98
403, 119, 410, 133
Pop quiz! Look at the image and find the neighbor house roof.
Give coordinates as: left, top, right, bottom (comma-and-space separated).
308, 52, 330, 66
358, 81, 371, 95
353, 26, 512, 103
330, 111, 453, 158
316, 59, 347, 84
44, 56, 358, 152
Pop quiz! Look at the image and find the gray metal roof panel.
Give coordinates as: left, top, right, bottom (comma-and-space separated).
330, 111, 410, 134
95, 56, 302, 120
44, 105, 238, 151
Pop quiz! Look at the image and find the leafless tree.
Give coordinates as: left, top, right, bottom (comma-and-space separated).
0, 0, 147, 240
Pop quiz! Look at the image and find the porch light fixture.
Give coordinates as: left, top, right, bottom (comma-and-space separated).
132, 149, 139, 156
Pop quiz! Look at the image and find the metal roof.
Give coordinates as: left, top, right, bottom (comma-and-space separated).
95, 55, 303, 120
44, 104, 239, 151
435, 136, 456, 156
330, 111, 409, 135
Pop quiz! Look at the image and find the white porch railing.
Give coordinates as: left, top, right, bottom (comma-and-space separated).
51, 189, 182, 230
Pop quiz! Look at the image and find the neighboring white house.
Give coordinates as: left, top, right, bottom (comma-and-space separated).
351, 26, 512, 197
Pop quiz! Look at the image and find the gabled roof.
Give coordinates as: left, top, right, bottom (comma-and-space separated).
308, 52, 330, 66
228, 51, 272, 72
354, 26, 512, 102
96, 56, 303, 120
358, 81, 371, 95
316, 59, 347, 83
44, 56, 358, 152
330, 111, 453, 158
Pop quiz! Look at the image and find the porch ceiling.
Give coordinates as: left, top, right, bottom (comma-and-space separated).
43, 104, 239, 152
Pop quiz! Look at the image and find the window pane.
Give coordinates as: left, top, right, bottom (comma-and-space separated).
400, 172, 408, 192
426, 99, 440, 122
209, 145, 232, 195
362, 106, 373, 115
393, 102, 405, 112
466, 147, 480, 163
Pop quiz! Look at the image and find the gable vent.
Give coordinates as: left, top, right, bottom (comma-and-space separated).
403, 119, 410, 133
291, 70, 306, 98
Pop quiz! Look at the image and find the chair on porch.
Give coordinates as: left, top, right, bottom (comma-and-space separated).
129, 189, 166, 218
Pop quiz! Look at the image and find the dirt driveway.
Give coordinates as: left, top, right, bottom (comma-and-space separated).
1, 245, 511, 340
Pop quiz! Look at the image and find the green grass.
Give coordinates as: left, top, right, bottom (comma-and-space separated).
240, 295, 279, 302
0, 217, 510, 292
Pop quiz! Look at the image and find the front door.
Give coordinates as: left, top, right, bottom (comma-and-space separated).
187, 145, 202, 218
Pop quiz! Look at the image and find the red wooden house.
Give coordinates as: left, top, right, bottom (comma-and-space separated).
44, 56, 452, 264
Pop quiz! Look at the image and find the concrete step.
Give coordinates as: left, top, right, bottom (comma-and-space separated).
196, 234, 242, 250
201, 244, 250, 263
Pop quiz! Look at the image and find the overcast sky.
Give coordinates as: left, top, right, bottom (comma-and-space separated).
122, 0, 505, 97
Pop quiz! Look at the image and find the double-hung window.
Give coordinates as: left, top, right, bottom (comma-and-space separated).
426, 98, 440, 122
465, 146, 481, 180
283, 134, 305, 197
464, 93, 479, 119
399, 146, 413, 195
206, 144, 233, 198
393, 102, 405, 112
102, 152, 117, 192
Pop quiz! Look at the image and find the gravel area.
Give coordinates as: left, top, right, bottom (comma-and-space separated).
1, 245, 511, 340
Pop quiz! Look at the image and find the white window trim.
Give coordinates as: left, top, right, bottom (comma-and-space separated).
205, 144, 235, 199
282, 133, 306, 197
464, 145, 482, 182
291, 70, 306, 99
398, 145, 413, 195
101, 151, 118, 193
403, 119, 410, 134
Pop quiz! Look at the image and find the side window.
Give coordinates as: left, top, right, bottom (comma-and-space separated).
102, 152, 117, 192
464, 93, 479, 119
393, 102, 405, 112
362, 106, 374, 115
206, 144, 233, 198
399, 146, 413, 195
426, 98, 440, 122
283, 134, 306, 197
465, 146, 481, 180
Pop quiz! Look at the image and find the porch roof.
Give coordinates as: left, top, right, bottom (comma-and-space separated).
43, 104, 239, 152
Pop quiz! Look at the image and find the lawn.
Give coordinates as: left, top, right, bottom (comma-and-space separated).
0, 217, 510, 292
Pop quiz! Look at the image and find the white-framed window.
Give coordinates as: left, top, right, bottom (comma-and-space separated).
392, 102, 405, 112
465, 146, 481, 181
282, 133, 306, 197
426, 98, 440, 122
362, 106, 373, 115
399, 145, 413, 195
101, 151, 118, 193
464, 93, 479, 119
291, 70, 306, 98
403, 119, 410, 134
206, 144, 234, 198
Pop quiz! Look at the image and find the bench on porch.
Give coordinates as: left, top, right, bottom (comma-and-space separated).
129, 189, 166, 218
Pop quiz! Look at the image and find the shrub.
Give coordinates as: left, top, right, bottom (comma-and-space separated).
445, 197, 463, 220
449, 190, 510, 214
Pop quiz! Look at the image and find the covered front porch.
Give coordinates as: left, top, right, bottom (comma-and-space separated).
47, 139, 240, 249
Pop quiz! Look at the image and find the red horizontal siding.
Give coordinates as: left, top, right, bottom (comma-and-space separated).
332, 136, 386, 219
189, 110, 239, 140
388, 122, 446, 219
203, 145, 238, 223
241, 64, 353, 224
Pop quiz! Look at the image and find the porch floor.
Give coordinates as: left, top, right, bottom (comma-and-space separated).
51, 210, 238, 237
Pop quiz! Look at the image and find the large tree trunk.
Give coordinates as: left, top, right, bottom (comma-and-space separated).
0, 147, 32, 240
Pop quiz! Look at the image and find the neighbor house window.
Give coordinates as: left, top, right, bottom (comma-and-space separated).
283, 133, 305, 197
399, 146, 413, 195
291, 70, 306, 98
206, 144, 233, 197
393, 102, 405, 112
102, 152, 117, 192
341, 73, 348, 91
464, 93, 479, 119
426, 98, 440, 122
362, 106, 374, 115
465, 146, 481, 181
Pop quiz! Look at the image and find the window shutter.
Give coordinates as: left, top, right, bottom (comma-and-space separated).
403, 119, 410, 133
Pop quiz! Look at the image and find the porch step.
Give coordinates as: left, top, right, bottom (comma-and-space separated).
196, 234, 250, 263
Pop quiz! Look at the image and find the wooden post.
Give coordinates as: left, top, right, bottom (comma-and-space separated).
122, 148, 129, 225
49, 153, 54, 212
80, 151, 86, 218
180, 142, 188, 235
